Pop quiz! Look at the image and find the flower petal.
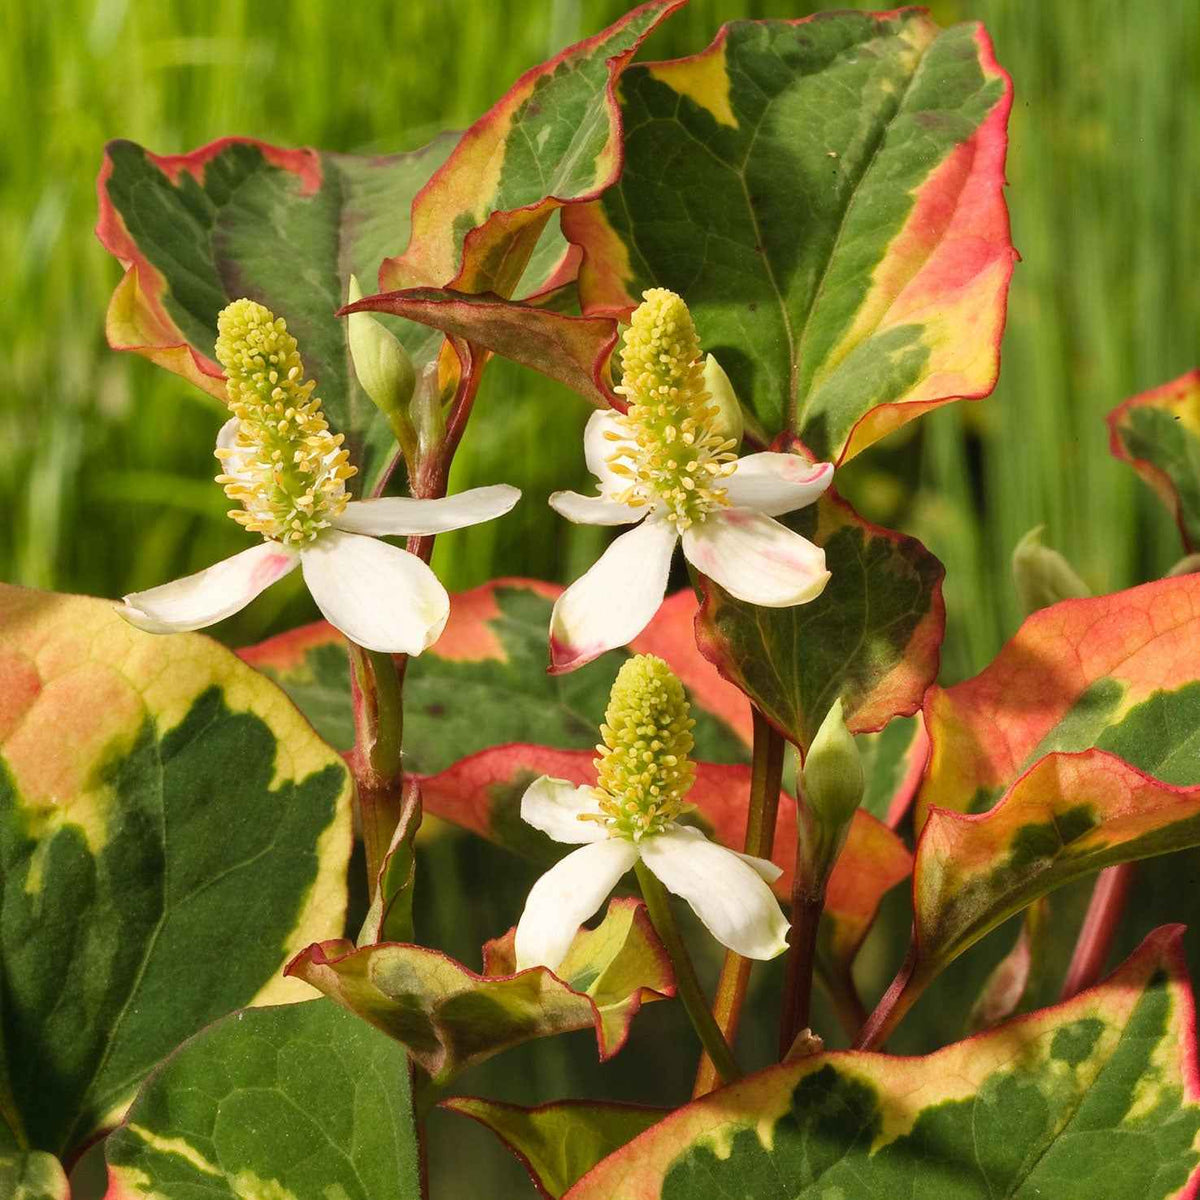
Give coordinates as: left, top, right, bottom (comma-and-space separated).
521, 776, 608, 845
723, 454, 834, 517
300, 530, 449, 655
682, 509, 830, 608
549, 517, 677, 673
732, 848, 784, 884
120, 543, 299, 634
333, 483, 520, 536
514, 838, 640, 972
549, 490, 638, 526
640, 826, 789, 961
583, 408, 633, 495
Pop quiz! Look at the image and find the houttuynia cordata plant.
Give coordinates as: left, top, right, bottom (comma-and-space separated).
5, 3, 1200, 1198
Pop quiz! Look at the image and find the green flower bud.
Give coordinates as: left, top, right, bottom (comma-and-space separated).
802, 699, 863, 830
1011, 526, 1089, 616
347, 274, 417, 458
702, 353, 744, 446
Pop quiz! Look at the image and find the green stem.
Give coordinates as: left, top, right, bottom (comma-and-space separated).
694, 708, 783, 1097
635, 859, 741, 1086
348, 643, 407, 891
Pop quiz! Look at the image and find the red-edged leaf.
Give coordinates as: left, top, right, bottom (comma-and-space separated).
565, 927, 1200, 1199
1108, 368, 1200, 553
342, 288, 621, 409
877, 752, 1200, 1044
565, 10, 1015, 455
381, 0, 685, 298
696, 489, 945, 755
918, 574, 1200, 826
95, 135, 455, 493
286, 898, 672, 1085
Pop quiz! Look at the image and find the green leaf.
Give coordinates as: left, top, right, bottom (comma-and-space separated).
97, 136, 455, 494
442, 1097, 664, 1199
103, 999, 419, 1200
567, 11, 1015, 455
286, 898, 672, 1086
695, 490, 945, 755
919, 574, 1200, 825
239, 580, 751, 768
566, 927, 1200, 1199
0, 584, 352, 1157
1109, 368, 1200, 552
380, 1, 685, 298
859, 713, 928, 826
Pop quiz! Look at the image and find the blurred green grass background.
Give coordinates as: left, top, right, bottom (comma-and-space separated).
7, 1, 1198, 1195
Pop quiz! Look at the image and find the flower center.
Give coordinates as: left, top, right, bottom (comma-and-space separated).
610, 288, 737, 531
588, 654, 697, 840
213, 299, 356, 547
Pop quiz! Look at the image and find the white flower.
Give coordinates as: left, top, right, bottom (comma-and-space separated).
513, 655, 789, 972
118, 298, 520, 655
548, 290, 833, 673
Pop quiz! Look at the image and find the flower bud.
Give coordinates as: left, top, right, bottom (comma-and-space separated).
801, 699, 863, 830
347, 274, 417, 456
1011, 526, 1089, 616
702, 354, 744, 446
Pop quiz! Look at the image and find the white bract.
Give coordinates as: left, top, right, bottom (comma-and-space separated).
514, 655, 789, 973
119, 299, 519, 655
548, 289, 834, 673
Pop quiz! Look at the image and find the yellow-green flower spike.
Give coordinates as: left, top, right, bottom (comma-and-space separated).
213, 298, 356, 546
611, 288, 738, 530
591, 654, 697, 840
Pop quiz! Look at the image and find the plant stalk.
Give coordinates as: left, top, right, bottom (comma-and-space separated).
635, 859, 741, 1086
693, 708, 784, 1097
1059, 862, 1136, 1000
853, 944, 926, 1050
778, 890, 823, 1056
348, 644, 408, 889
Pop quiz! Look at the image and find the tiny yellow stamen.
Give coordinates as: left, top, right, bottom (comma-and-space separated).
213, 299, 356, 546
609, 289, 737, 530
585, 654, 697, 840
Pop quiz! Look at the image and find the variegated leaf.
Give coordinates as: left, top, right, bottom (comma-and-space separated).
567, 10, 1015, 455
567, 928, 1200, 1199
0, 585, 351, 1158
103, 1000, 419, 1200
696, 490, 944, 756
96, 136, 454, 494
287, 898, 672, 1086
1109, 369, 1200, 552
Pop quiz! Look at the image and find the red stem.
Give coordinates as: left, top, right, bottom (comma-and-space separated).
1059, 863, 1136, 1000
853, 943, 924, 1050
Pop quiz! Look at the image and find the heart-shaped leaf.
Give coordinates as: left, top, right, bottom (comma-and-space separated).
380, 0, 685, 298
566, 10, 1015, 455
103, 999, 419, 1200
695, 491, 945, 755
287, 897, 671, 1086
566, 927, 1200, 1199
239, 580, 752, 768
0, 584, 351, 1158
97, 136, 455, 494
1109, 368, 1200, 552
918, 574, 1200, 826
442, 1097, 665, 1200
